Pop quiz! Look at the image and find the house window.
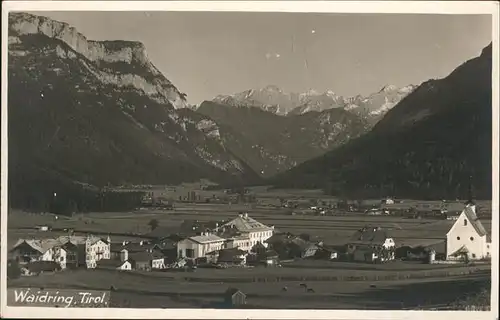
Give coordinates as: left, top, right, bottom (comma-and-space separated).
487, 245, 490, 249
472, 254, 476, 258
457, 237, 461, 240
186, 249, 194, 258
464, 219, 467, 226
470, 237, 474, 241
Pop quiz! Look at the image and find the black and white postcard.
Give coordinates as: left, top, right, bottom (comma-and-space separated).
1, 1, 498, 319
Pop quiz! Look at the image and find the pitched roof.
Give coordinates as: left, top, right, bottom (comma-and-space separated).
12, 238, 68, 253
462, 206, 488, 237
450, 245, 469, 257
289, 237, 317, 251
221, 215, 272, 232
264, 232, 293, 244
349, 227, 389, 245
188, 234, 225, 244
225, 288, 244, 297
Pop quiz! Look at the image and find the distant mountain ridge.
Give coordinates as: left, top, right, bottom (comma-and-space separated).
8, 12, 261, 203
269, 43, 493, 200
212, 83, 417, 121
197, 101, 369, 177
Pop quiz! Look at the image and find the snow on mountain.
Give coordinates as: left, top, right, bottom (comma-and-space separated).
213, 84, 416, 120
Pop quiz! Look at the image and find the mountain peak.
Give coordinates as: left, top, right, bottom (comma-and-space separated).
379, 84, 398, 93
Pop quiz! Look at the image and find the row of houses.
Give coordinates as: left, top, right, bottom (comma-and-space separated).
10, 235, 111, 270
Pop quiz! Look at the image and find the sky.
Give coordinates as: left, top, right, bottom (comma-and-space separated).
34, 11, 491, 104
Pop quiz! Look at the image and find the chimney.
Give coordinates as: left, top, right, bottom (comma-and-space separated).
140, 241, 143, 246
238, 214, 243, 218
243, 213, 248, 219
122, 241, 126, 246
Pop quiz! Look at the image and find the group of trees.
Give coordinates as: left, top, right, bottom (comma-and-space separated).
9, 177, 145, 215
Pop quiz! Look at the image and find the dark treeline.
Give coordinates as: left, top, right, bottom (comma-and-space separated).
9, 173, 145, 216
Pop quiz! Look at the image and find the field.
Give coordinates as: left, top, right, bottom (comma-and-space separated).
7, 187, 493, 309
8, 266, 491, 309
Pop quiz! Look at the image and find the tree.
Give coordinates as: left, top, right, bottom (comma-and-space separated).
148, 219, 159, 231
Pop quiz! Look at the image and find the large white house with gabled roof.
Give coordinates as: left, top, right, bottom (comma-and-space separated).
176, 213, 275, 261
218, 213, 274, 249
446, 201, 491, 260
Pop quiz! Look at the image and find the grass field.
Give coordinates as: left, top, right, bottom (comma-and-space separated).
8, 266, 490, 309
8, 200, 492, 248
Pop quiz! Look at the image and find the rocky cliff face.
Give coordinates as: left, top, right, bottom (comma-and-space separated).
9, 12, 188, 108
8, 12, 260, 192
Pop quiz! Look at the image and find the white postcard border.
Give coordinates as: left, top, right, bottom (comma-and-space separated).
1, 1, 499, 319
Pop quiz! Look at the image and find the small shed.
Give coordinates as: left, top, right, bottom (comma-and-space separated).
224, 288, 246, 307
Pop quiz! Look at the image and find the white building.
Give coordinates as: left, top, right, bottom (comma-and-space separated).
218, 213, 274, 249
177, 233, 226, 260
116, 260, 133, 270
151, 253, 166, 269
84, 235, 111, 268
446, 202, 491, 260
225, 235, 252, 252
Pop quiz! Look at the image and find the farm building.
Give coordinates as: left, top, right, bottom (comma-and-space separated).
10, 239, 58, 266
129, 252, 153, 271
287, 238, 319, 259
446, 201, 491, 261
315, 244, 341, 260
177, 233, 226, 260
259, 250, 280, 266
347, 227, 396, 263
264, 232, 319, 260
224, 288, 247, 307
395, 246, 430, 261
217, 248, 247, 266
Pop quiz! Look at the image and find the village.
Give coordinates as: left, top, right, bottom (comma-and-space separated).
6, 184, 492, 308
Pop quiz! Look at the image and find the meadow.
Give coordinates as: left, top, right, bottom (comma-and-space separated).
8, 267, 490, 309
